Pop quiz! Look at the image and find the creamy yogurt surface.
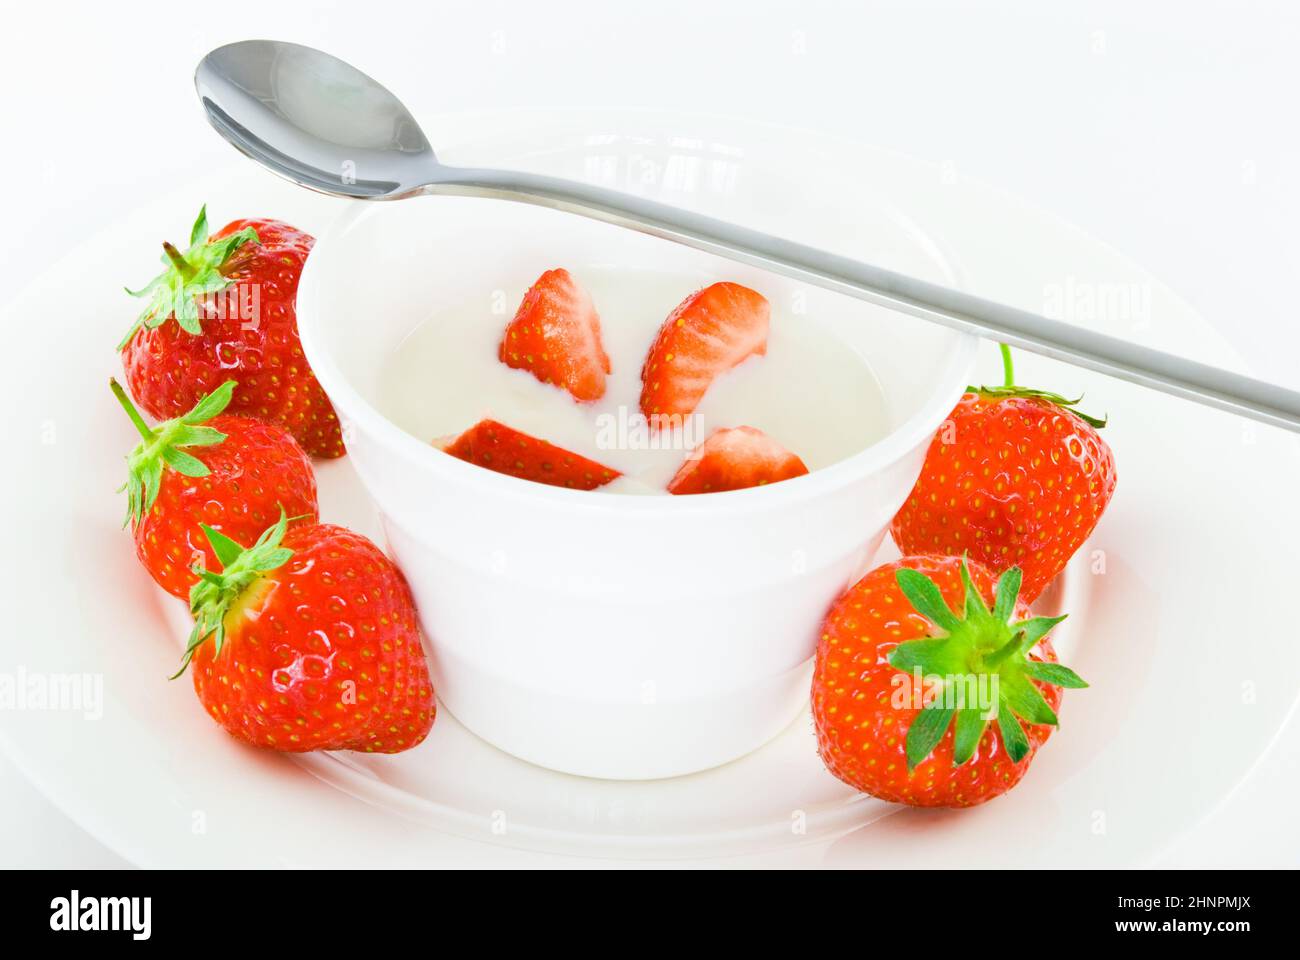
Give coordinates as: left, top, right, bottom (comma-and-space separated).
378, 267, 890, 494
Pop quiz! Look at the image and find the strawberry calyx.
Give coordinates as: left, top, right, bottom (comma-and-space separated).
888, 558, 1088, 771
967, 344, 1108, 429
119, 205, 260, 348
111, 378, 235, 527
174, 510, 294, 678
966, 385, 1109, 429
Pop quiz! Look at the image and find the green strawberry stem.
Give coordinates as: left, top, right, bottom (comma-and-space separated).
174, 511, 294, 678
109, 377, 154, 443
161, 241, 196, 280
111, 378, 235, 527
970, 344, 1108, 429
118, 205, 260, 349
888, 558, 1087, 771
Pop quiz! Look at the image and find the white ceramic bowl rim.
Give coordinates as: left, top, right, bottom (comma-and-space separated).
298, 198, 979, 517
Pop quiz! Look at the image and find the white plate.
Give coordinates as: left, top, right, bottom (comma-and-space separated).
2, 112, 1297, 867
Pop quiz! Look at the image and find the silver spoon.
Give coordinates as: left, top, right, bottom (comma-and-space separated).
196, 38, 1300, 433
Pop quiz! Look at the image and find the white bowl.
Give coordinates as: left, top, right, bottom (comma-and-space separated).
298, 161, 975, 780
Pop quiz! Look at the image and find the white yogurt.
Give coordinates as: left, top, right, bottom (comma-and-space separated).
378, 267, 889, 494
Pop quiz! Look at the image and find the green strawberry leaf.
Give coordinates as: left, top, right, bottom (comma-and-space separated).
959, 558, 993, 625
888, 636, 966, 678
175, 510, 294, 679
200, 524, 246, 569
997, 701, 1031, 763
1013, 615, 1068, 652
895, 568, 963, 633
111, 379, 235, 527
1024, 661, 1089, 688
952, 707, 989, 766
991, 567, 1022, 623
888, 558, 1087, 773
160, 447, 210, 477
905, 701, 955, 771
190, 204, 210, 247
1000, 673, 1059, 727
118, 206, 260, 349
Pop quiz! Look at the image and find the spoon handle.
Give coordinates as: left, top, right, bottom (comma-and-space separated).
427, 165, 1300, 433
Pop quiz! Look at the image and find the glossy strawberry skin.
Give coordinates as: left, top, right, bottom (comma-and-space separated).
121, 219, 345, 459
640, 282, 769, 419
499, 268, 611, 402
190, 523, 436, 753
133, 414, 318, 599
438, 418, 620, 490
812, 555, 1061, 808
667, 426, 808, 494
891, 393, 1117, 603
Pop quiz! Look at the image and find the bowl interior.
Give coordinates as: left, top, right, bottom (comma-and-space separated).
312, 198, 970, 448
300, 125, 977, 498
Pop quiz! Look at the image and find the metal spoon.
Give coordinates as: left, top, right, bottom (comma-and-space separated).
196, 39, 1300, 433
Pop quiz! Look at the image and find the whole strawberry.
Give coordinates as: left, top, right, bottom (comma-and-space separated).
119, 206, 345, 458
812, 555, 1086, 807
891, 347, 1116, 603
112, 378, 318, 599
180, 513, 436, 753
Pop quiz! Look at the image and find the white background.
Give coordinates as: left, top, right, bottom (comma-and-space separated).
1, 0, 1297, 867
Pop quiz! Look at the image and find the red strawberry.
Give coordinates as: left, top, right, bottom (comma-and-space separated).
640, 282, 770, 420
667, 426, 808, 494
891, 350, 1116, 603
812, 555, 1086, 808
180, 513, 436, 754
120, 206, 345, 458
499, 268, 610, 402
111, 378, 318, 599
437, 418, 620, 490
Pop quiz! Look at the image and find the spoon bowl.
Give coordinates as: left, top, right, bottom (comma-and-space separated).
196, 39, 437, 199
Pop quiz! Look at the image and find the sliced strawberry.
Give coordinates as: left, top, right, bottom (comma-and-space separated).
640, 282, 770, 420
667, 426, 808, 495
499, 268, 611, 402
437, 419, 620, 490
